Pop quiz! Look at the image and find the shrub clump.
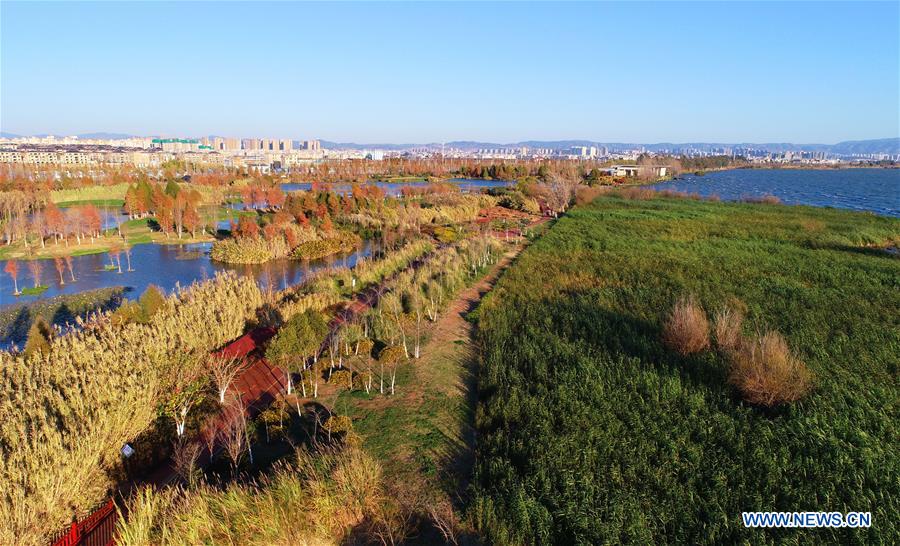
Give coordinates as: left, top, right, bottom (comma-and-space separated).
329, 369, 354, 390
661, 296, 710, 356
727, 330, 814, 407
323, 415, 353, 435
210, 237, 283, 264
378, 345, 406, 365
290, 232, 360, 261
23, 316, 52, 358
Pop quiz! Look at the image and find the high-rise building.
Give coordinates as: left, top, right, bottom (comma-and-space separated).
304, 139, 321, 151
242, 138, 261, 151
224, 138, 240, 151
280, 139, 293, 151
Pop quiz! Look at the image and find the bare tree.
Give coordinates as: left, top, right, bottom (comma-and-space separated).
4, 259, 20, 295
426, 281, 442, 321
64, 255, 75, 282
209, 353, 246, 404
124, 241, 134, 271
218, 396, 252, 473
378, 346, 405, 396
172, 437, 202, 487
411, 290, 423, 359
109, 242, 123, 273
328, 329, 341, 374
53, 257, 65, 285
168, 355, 203, 437
426, 497, 461, 546
545, 172, 578, 216
27, 259, 42, 288
199, 422, 217, 460
385, 293, 409, 359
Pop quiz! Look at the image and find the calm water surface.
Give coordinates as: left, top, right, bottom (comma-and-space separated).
650, 168, 899, 217
0, 240, 373, 308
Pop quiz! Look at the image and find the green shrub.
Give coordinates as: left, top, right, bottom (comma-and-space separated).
328, 369, 353, 390
322, 415, 353, 435
377, 345, 406, 365
139, 285, 168, 317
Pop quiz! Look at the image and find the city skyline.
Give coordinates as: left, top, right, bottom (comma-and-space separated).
2, 2, 899, 143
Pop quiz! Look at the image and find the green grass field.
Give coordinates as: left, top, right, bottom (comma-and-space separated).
50, 183, 131, 204
471, 196, 899, 544
54, 199, 125, 208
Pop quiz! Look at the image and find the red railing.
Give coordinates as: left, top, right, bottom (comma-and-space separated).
49, 499, 118, 546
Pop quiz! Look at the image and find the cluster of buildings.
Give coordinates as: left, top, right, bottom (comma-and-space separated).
401, 143, 899, 165
0, 135, 326, 171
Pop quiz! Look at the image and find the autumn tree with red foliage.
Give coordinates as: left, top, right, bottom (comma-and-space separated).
4, 259, 20, 294
236, 216, 260, 239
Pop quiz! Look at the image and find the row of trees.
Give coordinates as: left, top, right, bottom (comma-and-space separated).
0, 163, 146, 193
286, 157, 614, 186
1, 190, 109, 248
264, 235, 503, 402
4, 256, 78, 293
239, 180, 285, 210
156, 238, 454, 483
124, 180, 209, 238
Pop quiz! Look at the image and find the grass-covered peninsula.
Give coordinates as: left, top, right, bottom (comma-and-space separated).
472, 194, 899, 544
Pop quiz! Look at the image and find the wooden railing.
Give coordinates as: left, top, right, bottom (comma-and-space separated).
49, 499, 118, 546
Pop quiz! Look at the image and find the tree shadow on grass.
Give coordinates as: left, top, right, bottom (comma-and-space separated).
0, 306, 31, 346
546, 290, 730, 394
51, 303, 75, 327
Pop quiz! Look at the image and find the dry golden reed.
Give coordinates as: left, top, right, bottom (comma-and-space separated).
0, 272, 263, 545
662, 296, 710, 356
727, 330, 814, 407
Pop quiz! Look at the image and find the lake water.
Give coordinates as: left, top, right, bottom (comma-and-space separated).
280, 177, 512, 197
0, 240, 374, 308
649, 168, 899, 217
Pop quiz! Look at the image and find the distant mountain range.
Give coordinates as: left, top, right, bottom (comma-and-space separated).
322, 138, 900, 155
0, 132, 137, 140
2, 133, 897, 155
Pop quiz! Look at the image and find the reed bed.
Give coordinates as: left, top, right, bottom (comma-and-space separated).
0, 272, 263, 545
116, 445, 383, 546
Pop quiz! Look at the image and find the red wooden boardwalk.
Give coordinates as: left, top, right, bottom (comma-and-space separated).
214, 326, 286, 416
49, 499, 117, 546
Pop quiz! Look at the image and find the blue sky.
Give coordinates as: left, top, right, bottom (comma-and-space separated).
2, 1, 898, 143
